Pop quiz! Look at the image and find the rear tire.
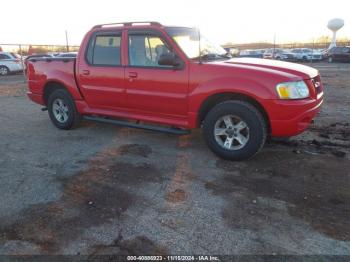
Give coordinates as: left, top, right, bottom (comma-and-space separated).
47, 89, 81, 130
203, 101, 267, 161
0, 66, 9, 76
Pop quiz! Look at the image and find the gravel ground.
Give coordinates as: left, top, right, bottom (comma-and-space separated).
0, 63, 349, 258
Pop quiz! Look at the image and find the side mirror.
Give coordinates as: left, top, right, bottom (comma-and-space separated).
158, 53, 182, 68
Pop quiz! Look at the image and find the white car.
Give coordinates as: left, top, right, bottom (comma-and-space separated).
263, 49, 295, 60
56, 52, 78, 58
291, 48, 322, 61
0, 52, 24, 75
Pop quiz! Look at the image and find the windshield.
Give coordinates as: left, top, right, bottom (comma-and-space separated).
166, 27, 230, 60
10, 53, 21, 59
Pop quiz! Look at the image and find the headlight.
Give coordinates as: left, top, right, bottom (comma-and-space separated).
276, 81, 310, 99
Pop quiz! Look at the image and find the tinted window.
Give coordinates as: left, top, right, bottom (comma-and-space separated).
334, 47, 342, 53
329, 47, 339, 54
128, 33, 172, 67
342, 47, 350, 53
87, 34, 121, 66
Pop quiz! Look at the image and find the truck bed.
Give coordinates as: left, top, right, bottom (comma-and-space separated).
27, 57, 83, 105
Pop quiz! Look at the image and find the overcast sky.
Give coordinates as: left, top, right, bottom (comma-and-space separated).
1, 0, 349, 46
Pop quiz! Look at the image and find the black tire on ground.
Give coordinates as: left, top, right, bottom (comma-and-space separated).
47, 89, 81, 130
203, 100, 267, 161
0, 66, 10, 76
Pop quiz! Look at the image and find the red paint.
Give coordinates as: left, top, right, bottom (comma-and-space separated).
27, 23, 323, 137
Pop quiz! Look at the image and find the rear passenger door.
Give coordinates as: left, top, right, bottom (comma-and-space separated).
77, 31, 126, 110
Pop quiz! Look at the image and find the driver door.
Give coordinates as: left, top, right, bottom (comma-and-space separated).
125, 30, 189, 118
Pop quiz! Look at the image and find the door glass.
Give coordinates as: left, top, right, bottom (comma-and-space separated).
87, 35, 121, 66
129, 34, 172, 67
0, 54, 10, 60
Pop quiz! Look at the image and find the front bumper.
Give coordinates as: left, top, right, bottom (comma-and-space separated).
265, 92, 323, 137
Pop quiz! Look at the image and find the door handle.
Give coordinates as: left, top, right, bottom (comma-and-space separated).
82, 70, 90, 76
128, 72, 138, 78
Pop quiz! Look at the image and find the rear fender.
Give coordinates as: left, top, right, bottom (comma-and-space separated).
44, 69, 83, 100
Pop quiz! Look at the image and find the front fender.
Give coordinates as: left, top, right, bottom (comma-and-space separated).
188, 76, 275, 113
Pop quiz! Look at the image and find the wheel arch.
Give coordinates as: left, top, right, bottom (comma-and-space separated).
197, 92, 271, 133
43, 81, 70, 105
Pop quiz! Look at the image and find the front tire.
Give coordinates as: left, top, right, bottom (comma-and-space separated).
0, 66, 9, 76
203, 101, 267, 161
47, 89, 81, 130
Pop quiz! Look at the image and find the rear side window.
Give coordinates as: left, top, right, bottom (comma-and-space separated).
86, 33, 121, 66
0, 54, 11, 60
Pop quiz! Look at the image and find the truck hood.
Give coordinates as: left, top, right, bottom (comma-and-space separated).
220, 58, 318, 79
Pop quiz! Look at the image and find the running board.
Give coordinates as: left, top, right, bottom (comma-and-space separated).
83, 116, 190, 135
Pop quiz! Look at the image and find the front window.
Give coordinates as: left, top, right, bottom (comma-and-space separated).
166, 27, 230, 60
128, 33, 172, 68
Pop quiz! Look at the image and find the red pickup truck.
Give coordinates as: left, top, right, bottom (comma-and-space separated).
27, 22, 323, 160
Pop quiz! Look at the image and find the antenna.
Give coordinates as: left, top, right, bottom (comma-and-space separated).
198, 28, 202, 64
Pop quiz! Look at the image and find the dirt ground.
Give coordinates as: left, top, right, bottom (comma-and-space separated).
0, 63, 349, 258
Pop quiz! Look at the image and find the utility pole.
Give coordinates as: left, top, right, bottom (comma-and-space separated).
65, 30, 69, 52
273, 33, 276, 58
